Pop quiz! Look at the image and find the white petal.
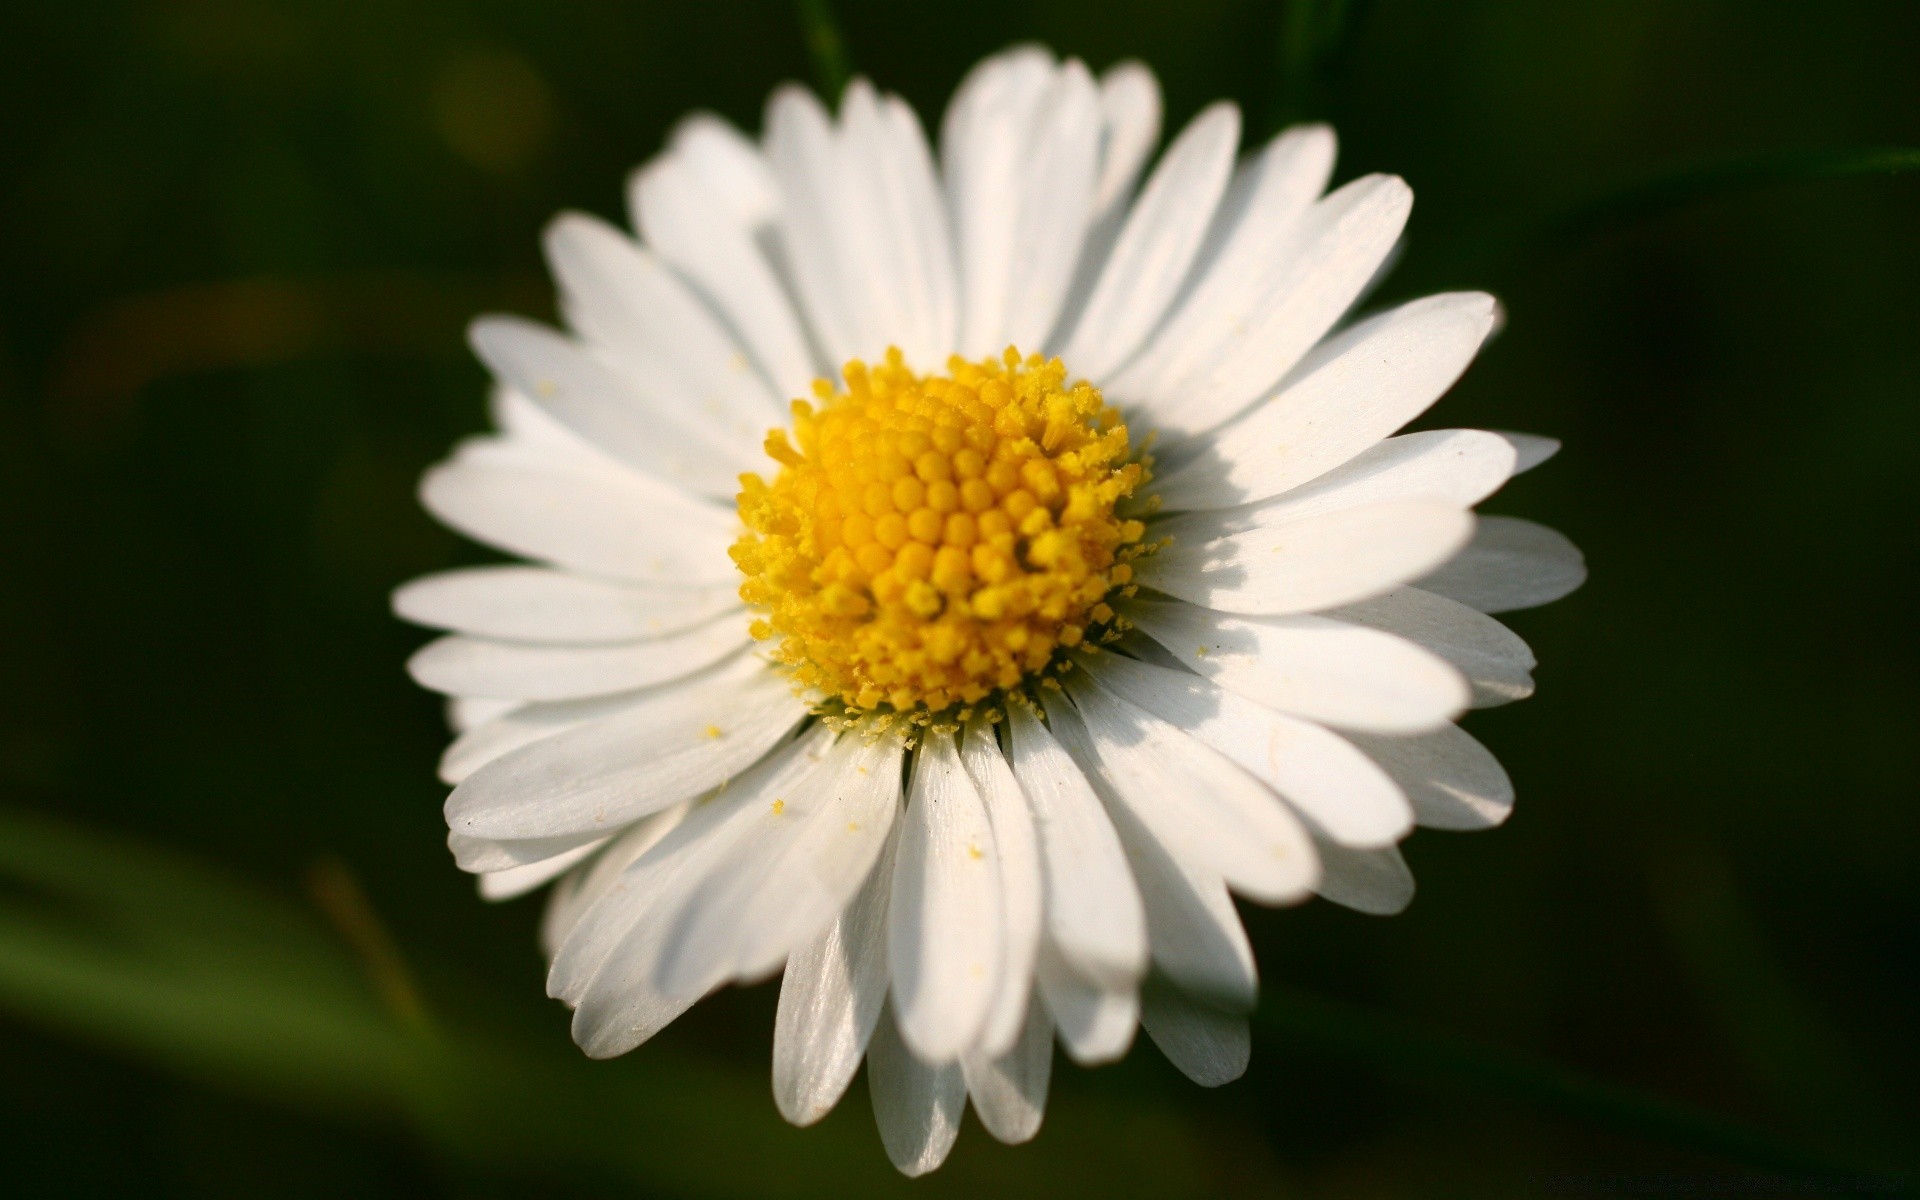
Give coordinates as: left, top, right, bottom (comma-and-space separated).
1313, 835, 1415, 915
440, 687, 652, 786
1035, 945, 1138, 1065
958, 714, 1044, 1058
1159, 429, 1519, 536
1061, 102, 1240, 379
540, 803, 692, 959
1081, 649, 1413, 849
448, 828, 608, 874
833, 80, 958, 367
1123, 594, 1468, 733
1151, 174, 1414, 435
542, 211, 781, 438
1055, 673, 1318, 904
1416, 516, 1586, 613
1046, 691, 1260, 1009
867, 1003, 966, 1178
630, 116, 819, 400
1109, 123, 1335, 415
394, 566, 739, 644
419, 439, 736, 586
1090, 61, 1162, 224
547, 731, 828, 1006
1152, 294, 1501, 509
961, 992, 1052, 1145
889, 730, 1001, 1063
406, 616, 748, 701
773, 819, 899, 1126
468, 315, 741, 498
476, 838, 605, 901
1140, 974, 1250, 1087
1495, 430, 1561, 474
446, 657, 805, 841
1136, 500, 1474, 616
764, 85, 866, 365
945, 53, 1102, 355
1325, 586, 1536, 707
1003, 703, 1147, 989
1346, 725, 1514, 830
562, 740, 848, 1060
447, 694, 516, 734
651, 734, 904, 993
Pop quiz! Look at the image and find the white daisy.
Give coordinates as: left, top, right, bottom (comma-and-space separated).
396, 45, 1584, 1175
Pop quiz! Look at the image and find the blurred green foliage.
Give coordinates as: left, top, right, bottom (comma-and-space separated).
1, 1, 1915, 1195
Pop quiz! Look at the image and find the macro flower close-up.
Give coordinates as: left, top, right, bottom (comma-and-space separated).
394, 45, 1581, 1173
6, 4, 1915, 1196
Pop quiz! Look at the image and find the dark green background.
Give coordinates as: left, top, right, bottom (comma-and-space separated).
2, 1, 1915, 1196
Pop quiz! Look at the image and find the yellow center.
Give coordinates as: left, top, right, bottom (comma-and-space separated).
732, 347, 1149, 716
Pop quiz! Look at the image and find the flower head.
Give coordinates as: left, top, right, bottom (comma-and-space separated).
397, 44, 1584, 1175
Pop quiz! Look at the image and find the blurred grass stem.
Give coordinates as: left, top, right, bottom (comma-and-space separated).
307, 856, 432, 1033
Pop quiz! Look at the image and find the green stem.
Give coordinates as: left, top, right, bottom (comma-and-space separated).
794, 0, 852, 101
1256, 986, 1907, 1188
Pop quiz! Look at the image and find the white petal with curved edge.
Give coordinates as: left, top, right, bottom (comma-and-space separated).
1055, 675, 1318, 904
563, 742, 844, 1059
1326, 586, 1536, 707
395, 566, 739, 645
1153, 294, 1499, 509
1047, 693, 1260, 1009
1004, 703, 1147, 989
1082, 650, 1412, 849
447, 656, 805, 841
542, 212, 780, 436
440, 687, 662, 786
449, 828, 609, 875
1160, 430, 1519, 539
630, 117, 819, 399
407, 615, 748, 702
1061, 102, 1240, 380
834, 80, 958, 367
959, 714, 1044, 1058
945, 55, 1102, 355
547, 732, 828, 1005
1140, 974, 1250, 1087
1109, 123, 1336, 412
1123, 595, 1468, 733
943, 48, 1055, 356
1151, 174, 1415, 435
476, 838, 605, 901
868, 1005, 966, 1178
468, 315, 741, 497
962, 992, 1053, 1145
1416, 515, 1586, 613
540, 803, 691, 959
1347, 725, 1514, 830
1313, 834, 1415, 915
1137, 501, 1474, 616
1035, 946, 1138, 1065
1090, 61, 1162, 224
419, 440, 736, 586
652, 735, 904, 993
447, 695, 515, 735
890, 730, 1002, 1063
765, 84, 864, 363
773, 820, 899, 1126
1496, 430, 1561, 474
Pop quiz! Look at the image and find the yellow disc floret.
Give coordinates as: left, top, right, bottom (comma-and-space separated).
732, 347, 1148, 715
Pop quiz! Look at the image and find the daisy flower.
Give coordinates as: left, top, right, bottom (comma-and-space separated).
395, 45, 1584, 1175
